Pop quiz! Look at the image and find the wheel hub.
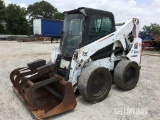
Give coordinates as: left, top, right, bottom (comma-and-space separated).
90, 73, 107, 97
125, 66, 136, 85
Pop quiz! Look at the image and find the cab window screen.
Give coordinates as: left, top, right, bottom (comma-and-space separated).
85, 15, 112, 45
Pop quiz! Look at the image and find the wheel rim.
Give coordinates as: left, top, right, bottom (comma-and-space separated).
90, 73, 108, 97
124, 66, 136, 86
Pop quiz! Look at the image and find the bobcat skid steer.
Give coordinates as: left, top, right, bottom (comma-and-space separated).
10, 7, 142, 119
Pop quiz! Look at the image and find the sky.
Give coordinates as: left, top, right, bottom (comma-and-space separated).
3, 0, 160, 29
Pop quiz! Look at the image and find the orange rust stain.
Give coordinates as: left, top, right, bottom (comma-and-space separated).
98, 34, 114, 42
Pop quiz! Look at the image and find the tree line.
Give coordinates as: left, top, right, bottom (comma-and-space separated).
139, 23, 160, 38
0, 0, 160, 36
0, 0, 63, 35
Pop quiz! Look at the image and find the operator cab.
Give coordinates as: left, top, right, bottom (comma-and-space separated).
60, 7, 116, 59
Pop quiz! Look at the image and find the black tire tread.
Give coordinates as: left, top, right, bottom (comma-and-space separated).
114, 60, 140, 90
78, 65, 112, 103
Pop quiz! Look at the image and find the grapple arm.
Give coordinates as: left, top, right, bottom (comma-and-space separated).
10, 59, 77, 119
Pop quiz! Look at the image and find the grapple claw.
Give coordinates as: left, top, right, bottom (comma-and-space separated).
10, 62, 77, 119
10, 67, 28, 86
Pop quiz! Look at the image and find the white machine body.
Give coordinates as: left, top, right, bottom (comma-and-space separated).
51, 18, 142, 88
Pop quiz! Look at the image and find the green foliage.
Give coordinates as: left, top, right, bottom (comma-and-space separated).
0, 0, 6, 33
142, 23, 160, 35
5, 4, 30, 35
27, 1, 58, 19
53, 12, 63, 20
0, 0, 63, 35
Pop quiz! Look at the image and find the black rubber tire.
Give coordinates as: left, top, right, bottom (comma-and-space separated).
113, 60, 140, 90
78, 65, 112, 103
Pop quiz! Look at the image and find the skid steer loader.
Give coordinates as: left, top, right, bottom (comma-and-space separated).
10, 7, 142, 119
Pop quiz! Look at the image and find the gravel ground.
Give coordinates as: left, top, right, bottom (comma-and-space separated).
0, 41, 160, 120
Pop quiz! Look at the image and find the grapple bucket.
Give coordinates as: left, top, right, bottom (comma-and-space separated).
10, 61, 77, 119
